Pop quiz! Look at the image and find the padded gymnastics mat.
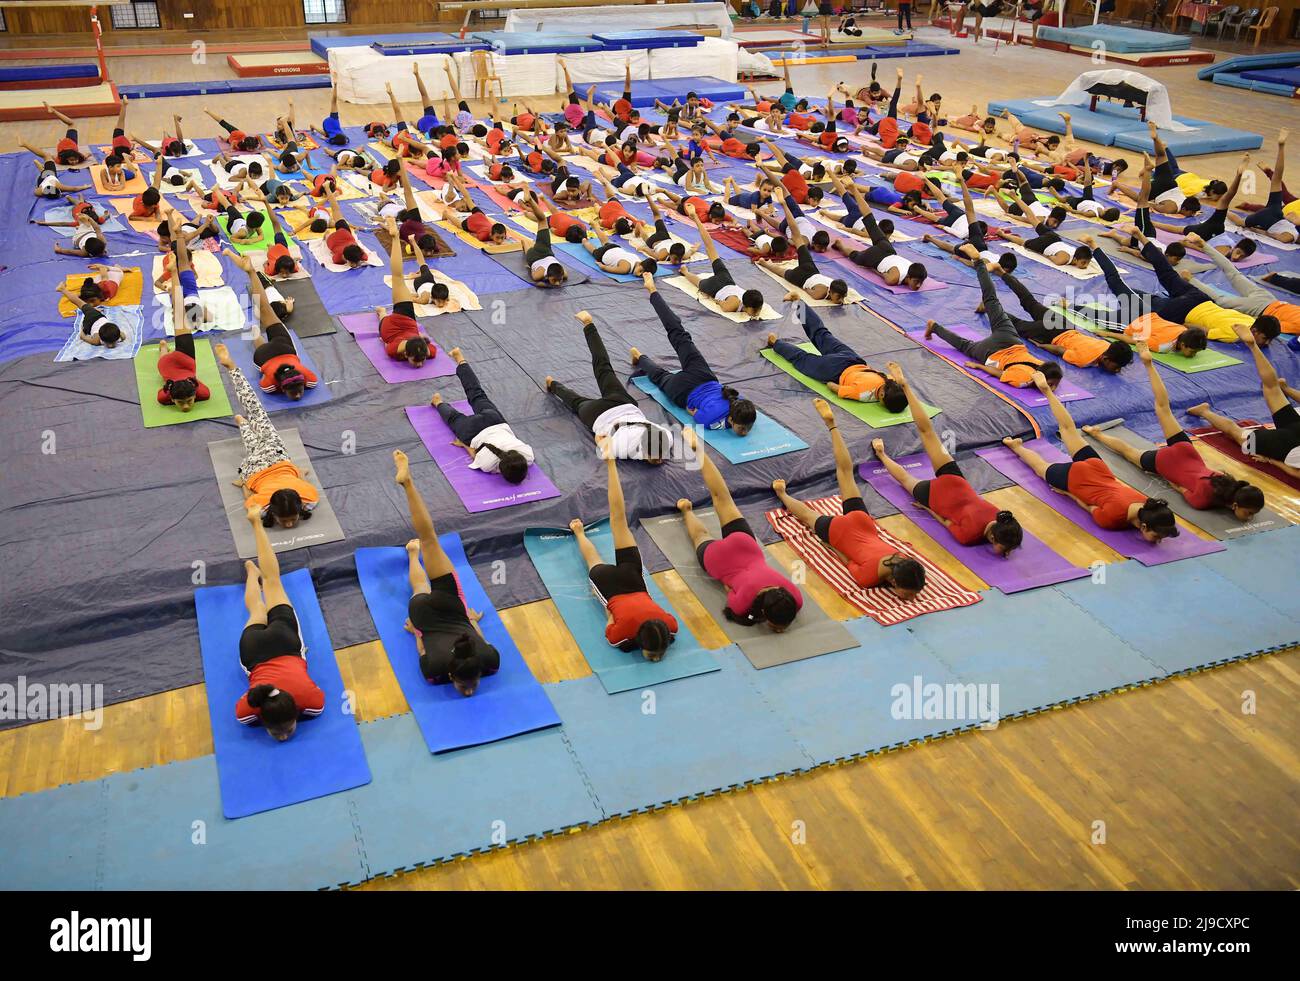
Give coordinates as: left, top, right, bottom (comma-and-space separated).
354, 540, 561, 753
641, 508, 859, 669
859, 455, 1090, 594
195, 567, 372, 819
523, 521, 721, 693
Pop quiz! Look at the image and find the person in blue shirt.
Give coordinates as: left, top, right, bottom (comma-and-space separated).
631, 274, 757, 436
318, 86, 348, 146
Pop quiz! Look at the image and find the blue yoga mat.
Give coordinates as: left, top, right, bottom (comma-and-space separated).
523, 520, 720, 694
353, 539, 561, 753
546, 654, 811, 816
194, 567, 372, 819
631, 375, 808, 465
1055, 556, 1300, 675
228, 331, 333, 412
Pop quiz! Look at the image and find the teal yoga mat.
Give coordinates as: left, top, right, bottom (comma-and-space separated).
523, 520, 720, 693
631, 375, 808, 464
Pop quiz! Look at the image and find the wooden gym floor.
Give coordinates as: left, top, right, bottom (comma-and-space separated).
0, 26, 1298, 890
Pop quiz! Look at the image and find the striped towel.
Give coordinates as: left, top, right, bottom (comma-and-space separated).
765, 495, 981, 626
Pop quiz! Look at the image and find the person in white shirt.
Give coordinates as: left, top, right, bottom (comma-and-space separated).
546, 311, 673, 464
431, 349, 536, 485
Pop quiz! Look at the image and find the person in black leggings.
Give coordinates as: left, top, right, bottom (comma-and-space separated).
997, 270, 1133, 374
1234, 132, 1298, 244
830, 209, 929, 288
524, 227, 568, 287
632, 275, 758, 436
546, 311, 674, 463
430, 350, 535, 485
925, 264, 1063, 388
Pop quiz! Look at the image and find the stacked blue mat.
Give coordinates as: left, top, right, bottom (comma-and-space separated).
1, 527, 1297, 889
588, 75, 746, 108
985, 97, 1262, 155
0, 64, 99, 84
1199, 52, 1300, 98
1036, 23, 1191, 52
760, 41, 960, 61
118, 75, 331, 99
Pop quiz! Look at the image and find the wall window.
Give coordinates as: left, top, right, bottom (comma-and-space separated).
303, 0, 348, 25
110, 2, 162, 30
0, 9, 7, 33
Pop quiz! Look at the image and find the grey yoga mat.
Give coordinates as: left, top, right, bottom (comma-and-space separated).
277, 278, 337, 338
1083, 420, 1286, 541
208, 428, 346, 558
640, 508, 859, 670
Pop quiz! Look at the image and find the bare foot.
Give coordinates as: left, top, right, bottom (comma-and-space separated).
214, 343, 234, 369
393, 449, 410, 484
871, 438, 886, 455
449, 347, 465, 364
545, 375, 555, 390
233, 414, 246, 427
1082, 425, 1098, 435
405, 538, 420, 555
245, 503, 261, 524
1186, 402, 1210, 418
765, 332, 778, 348
812, 398, 835, 426
1002, 436, 1023, 450
771, 478, 787, 496
430, 393, 443, 407
676, 498, 693, 513
630, 346, 641, 365
924, 319, 939, 339
568, 518, 584, 534
681, 427, 699, 451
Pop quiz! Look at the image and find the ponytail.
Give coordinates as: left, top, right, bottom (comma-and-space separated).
722, 387, 757, 430
1137, 498, 1179, 539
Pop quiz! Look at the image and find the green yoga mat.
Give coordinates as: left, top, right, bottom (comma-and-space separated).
1060, 305, 1241, 374
216, 209, 277, 254
133, 339, 233, 427
761, 344, 940, 427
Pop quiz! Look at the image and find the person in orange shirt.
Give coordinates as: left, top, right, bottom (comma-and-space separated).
924, 265, 1064, 390
871, 363, 1025, 556
766, 302, 906, 410
233, 500, 325, 741
993, 270, 1133, 375
570, 451, 678, 661
1003, 372, 1180, 542
214, 343, 321, 529
225, 251, 316, 401
771, 398, 926, 597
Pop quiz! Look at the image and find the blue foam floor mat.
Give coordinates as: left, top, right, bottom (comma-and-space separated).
2, 533, 1297, 887
1056, 558, 1299, 675
546, 656, 813, 816
589, 76, 746, 108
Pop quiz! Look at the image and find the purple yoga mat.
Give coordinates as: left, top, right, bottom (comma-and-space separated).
908, 324, 1093, 406
975, 440, 1226, 567
338, 311, 456, 384
858, 455, 1089, 594
405, 404, 562, 513
827, 251, 948, 294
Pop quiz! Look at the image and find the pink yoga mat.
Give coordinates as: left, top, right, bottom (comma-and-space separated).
830, 252, 949, 295
975, 440, 1226, 567
405, 404, 561, 513
1151, 229, 1279, 269
338, 311, 457, 384
908, 324, 1093, 406
858, 455, 1089, 594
